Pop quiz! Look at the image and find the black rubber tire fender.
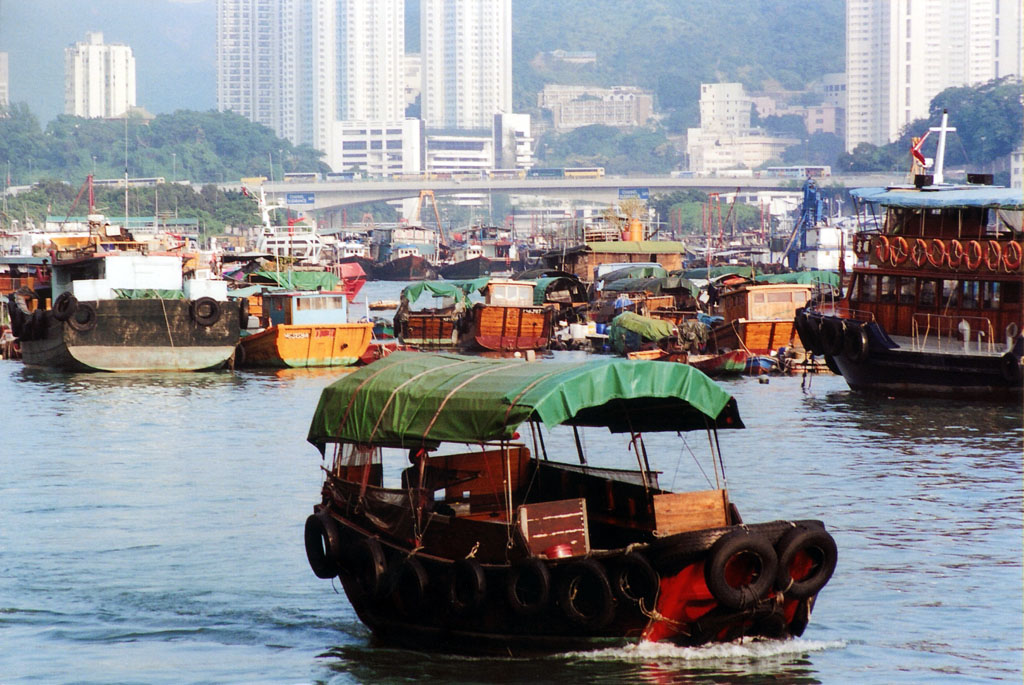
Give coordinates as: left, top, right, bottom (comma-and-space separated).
556, 558, 615, 629
26, 308, 47, 340
304, 513, 342, 579
820, 317, 845, 357
350, 537, 388, 598
448, 558, 487, 616
704, 529, 778, 610
67, 302, 97, 333
610, 551, 659, 608
52, 292, 78, 322
505, 557, 551, 616
392, 556, 429, 615
1000, 352, 1022, 384
773, 524, 838, 599
237, 297, 250, 329
233, 343, 247, 368
793, 309, 818, 353
843, 322, 870, 363
805, 313, 826, 356
190, 296, 221, 327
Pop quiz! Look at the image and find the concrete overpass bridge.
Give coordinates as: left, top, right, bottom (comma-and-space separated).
252, 174, 898, 215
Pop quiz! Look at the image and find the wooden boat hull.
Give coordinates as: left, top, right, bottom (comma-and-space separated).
395, 312, 463, 348
470, 304, 553, 352
712, 318, 795, 355
375, 255, 438, 281
238, 322, 372, 368
799, 311, 1022, 400
628, 348, 748, 377
18, 299, 240, 372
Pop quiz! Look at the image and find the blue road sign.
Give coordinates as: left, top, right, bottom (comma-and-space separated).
285, 192, 315, 205
618, 187, 649, 200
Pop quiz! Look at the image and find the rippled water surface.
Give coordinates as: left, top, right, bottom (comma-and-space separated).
1, 283, 1021, 683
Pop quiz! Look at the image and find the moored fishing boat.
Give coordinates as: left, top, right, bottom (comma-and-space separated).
235, 290, 372, 368
610, 311, 747, 377
711, 280, 816, 356
393, 278, 486, 349
467, 279, 554, 352
303, 352, 836, 653
7, 219, 242, 372
795, 112, 1024, 399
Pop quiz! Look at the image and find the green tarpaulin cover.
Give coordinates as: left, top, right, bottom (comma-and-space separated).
399, 278, 490, 306
602, 275, 699, 297
112, 289, 185, 299
255, 270, 339, 290
609, 311, 675, 341
307, 351, 742, 451
755, 271, 840, 287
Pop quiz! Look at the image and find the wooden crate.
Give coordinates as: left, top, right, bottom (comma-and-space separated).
517, 498, 589, 557
653, 489, 729, 536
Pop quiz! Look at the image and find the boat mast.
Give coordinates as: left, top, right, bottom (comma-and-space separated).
930, 109, 955, 185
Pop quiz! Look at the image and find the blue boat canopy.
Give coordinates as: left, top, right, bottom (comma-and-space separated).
850, 186, 1024, 210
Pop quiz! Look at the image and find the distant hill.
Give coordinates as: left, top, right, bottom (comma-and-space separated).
512, 0, 846, 126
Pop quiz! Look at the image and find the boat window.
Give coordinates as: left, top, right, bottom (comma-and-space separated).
919, 280, 937, 307
1001, 281, 1019, 305
940, 280, 960, 310
858, 275, 877, 303
899, 278, 915, 304
880, 276, 897, 302
981, 282, 1000, 310
962, 281, 980, 309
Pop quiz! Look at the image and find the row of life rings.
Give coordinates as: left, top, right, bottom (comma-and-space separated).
875, 236, 1023, 271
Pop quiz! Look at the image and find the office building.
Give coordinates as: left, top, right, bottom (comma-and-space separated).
421, 0, 512, 130
846, 0, 1022, 151
64, 32, 136, 118
539, 85, 653, 130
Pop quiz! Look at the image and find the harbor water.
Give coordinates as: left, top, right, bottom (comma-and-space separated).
1, 282, 1021, 683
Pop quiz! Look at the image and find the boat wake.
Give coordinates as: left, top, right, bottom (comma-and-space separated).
565, 637, 846, 664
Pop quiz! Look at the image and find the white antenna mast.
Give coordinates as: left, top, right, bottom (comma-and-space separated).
929, 109, 956, 185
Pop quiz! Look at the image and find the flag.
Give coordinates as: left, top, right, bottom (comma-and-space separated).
910, 131, 930, 166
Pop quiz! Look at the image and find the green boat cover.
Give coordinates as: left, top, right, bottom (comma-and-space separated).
254, 270, 340, 291
307, 351, 742, 452
602, 275, 699, 297
112, 289, 185, 299
399, 277, 490, 305
609, 311, 675, 341
680, 265, 761, 280
755, 270, 840, 287
599, 265, 669, 283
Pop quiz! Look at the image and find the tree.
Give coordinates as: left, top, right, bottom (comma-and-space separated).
836, 143, 898, 173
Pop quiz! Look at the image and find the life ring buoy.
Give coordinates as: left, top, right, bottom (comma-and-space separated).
506, 558, 550, 616
985, 241, 1003, 271
964, 240, 983, 270
392, 556, 429, 615
1003, 241, 1023, 271
843, 322, 870, 363
304, 513, 343, 579
556, 559, 615, 629
773, 525, 838, 600
351, 538, 388, 598
67, 302, 97, 332
910, 238, 928, 268
610, 552, 659, 608
873, 235, 890, 264
927, 239, 947, 268
890, 235, 909, 265
820, 318, 845, 357
190, 297, 221, 327
704, 530, 777, 610
448, 558, 487, 616
947, 239, 964, 268
52, 292, 78, 322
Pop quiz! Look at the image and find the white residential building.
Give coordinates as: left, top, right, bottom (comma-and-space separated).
1011, 149, 1023, 190
0, 53, 8, 109
421, 0, 512, 130
216, 0, 404, 155
538, 85, 653, 130
328, 119, 422, 178
64, 32, 136, 118
697, 83, 751, 134
845, 0, 1022, 151
493, 112, 534, 170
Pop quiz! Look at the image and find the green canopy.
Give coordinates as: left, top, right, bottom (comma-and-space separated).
112, 289, 185, 299
254, 269, 339, 290
599, 265, 669, 283
602, 275, 699, 297
400, 278, 490, 306
681, 265, 761, 280
307, 351, 743, 452
755, 271, 839, 287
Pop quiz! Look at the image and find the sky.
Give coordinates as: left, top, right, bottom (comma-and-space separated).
0, 0, 217, 123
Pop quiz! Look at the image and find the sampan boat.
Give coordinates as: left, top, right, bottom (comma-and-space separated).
304, 352, 836, 653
